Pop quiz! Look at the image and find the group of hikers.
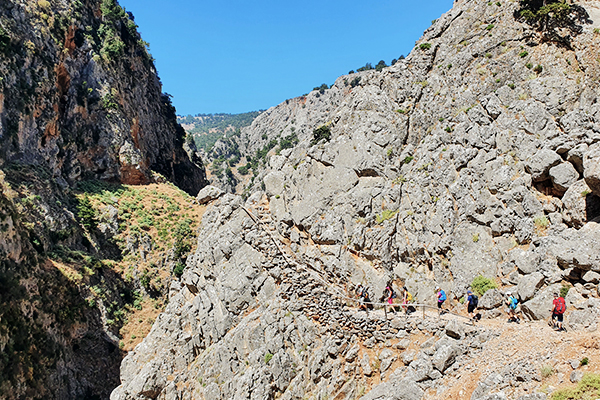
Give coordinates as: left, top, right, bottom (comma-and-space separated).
353, 283, 568, 331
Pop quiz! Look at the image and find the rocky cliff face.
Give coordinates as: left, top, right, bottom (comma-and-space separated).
115, 0, 600, 399
0, 0, 206, 398
0, 0, 206, 193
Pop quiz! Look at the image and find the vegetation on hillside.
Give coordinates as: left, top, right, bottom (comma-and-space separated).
68, 180, 204, 350
178, 112, 260, 152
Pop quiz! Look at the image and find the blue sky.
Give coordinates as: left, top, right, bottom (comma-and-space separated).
119, 0, 454, 115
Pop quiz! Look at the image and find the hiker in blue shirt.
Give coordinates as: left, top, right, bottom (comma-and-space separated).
506, 291, 520, 323
435, 286, 446, 315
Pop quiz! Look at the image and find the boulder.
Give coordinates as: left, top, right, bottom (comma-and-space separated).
562, 180, 595, 228
525, 149, 562, 182
360, 379, 424, 400
568, 143, 588, 174
584, 142, 600, 195
510, 249, 540, 275
517, 272, 545, 302
565, 287, 586, 309
554, 224, 600, 272
567, 308, 599, 332
345, 344, 360, 362
379, 349, 396, 373
196, 185, 224, 204
445, 320, 465, 340
407, 356, 433, 382
550, 162, 579, 193
570, 370, 584, 383
432, 344, 458, 372
583, 271, 600, 284
401, 350, 416, 365
361, 353, 373, 376
479, 289, 504, 310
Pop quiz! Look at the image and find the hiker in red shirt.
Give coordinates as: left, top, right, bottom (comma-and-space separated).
551, 292, 566, 332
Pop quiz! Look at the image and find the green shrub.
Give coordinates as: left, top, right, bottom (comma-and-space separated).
486, 24, 495, 30
541, 365, 554, 378
526, 63, 533, 69
350, 76, 361, 88
471, 276, 498, 296
519, 50, 529, 58
560, 285, 570, 298
237, 165, 249, 175
375, 60, 387, 72
403, 156, 414, 164
533, 64, 543, 73
100, 0, 126, 20
313, 83, 329, 94
311, 125, 331, 146
376, 210, 398, 224
581, 357, 589, 366
264, 353, 274, 364
173, 262, 185, 278
519, 0, 571, 26
0, 26, 10, 52
551, 373, 600, 400
357, 63, 374, 72
534, 215, 549, 228
77, 196, 97, 231
420, 43, 432, 50
279, 132, 298, 151
101, 92, 119, 111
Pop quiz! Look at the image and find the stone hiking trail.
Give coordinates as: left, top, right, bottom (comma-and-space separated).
240, 196, 600, 400
113, 191, 600, 400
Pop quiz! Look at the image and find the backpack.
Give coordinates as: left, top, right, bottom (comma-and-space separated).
471, 295, 479, 308
555, 297, 566, 314
509, 296, 518, 309
406, 292, 413, 302
438, 290, 446, 302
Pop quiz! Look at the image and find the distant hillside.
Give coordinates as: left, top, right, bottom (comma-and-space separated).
178, 112, 261, 152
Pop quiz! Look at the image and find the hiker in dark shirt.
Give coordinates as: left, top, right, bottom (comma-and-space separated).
465, 290, 478, 320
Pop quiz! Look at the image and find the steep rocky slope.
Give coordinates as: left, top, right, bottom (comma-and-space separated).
0, 0, 207, 398
114, 0, 600, 399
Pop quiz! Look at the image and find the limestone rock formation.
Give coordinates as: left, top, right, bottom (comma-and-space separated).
115, 0, 600, 398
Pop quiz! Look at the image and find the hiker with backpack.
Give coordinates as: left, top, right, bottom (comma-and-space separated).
402, 286, 415, 315
384, 283, 397, 314
435, 286, 446, 315
506, 291, 520, 323
551, 292, 566, 331
465, 290, 478, 320
356, 284, 373, 312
